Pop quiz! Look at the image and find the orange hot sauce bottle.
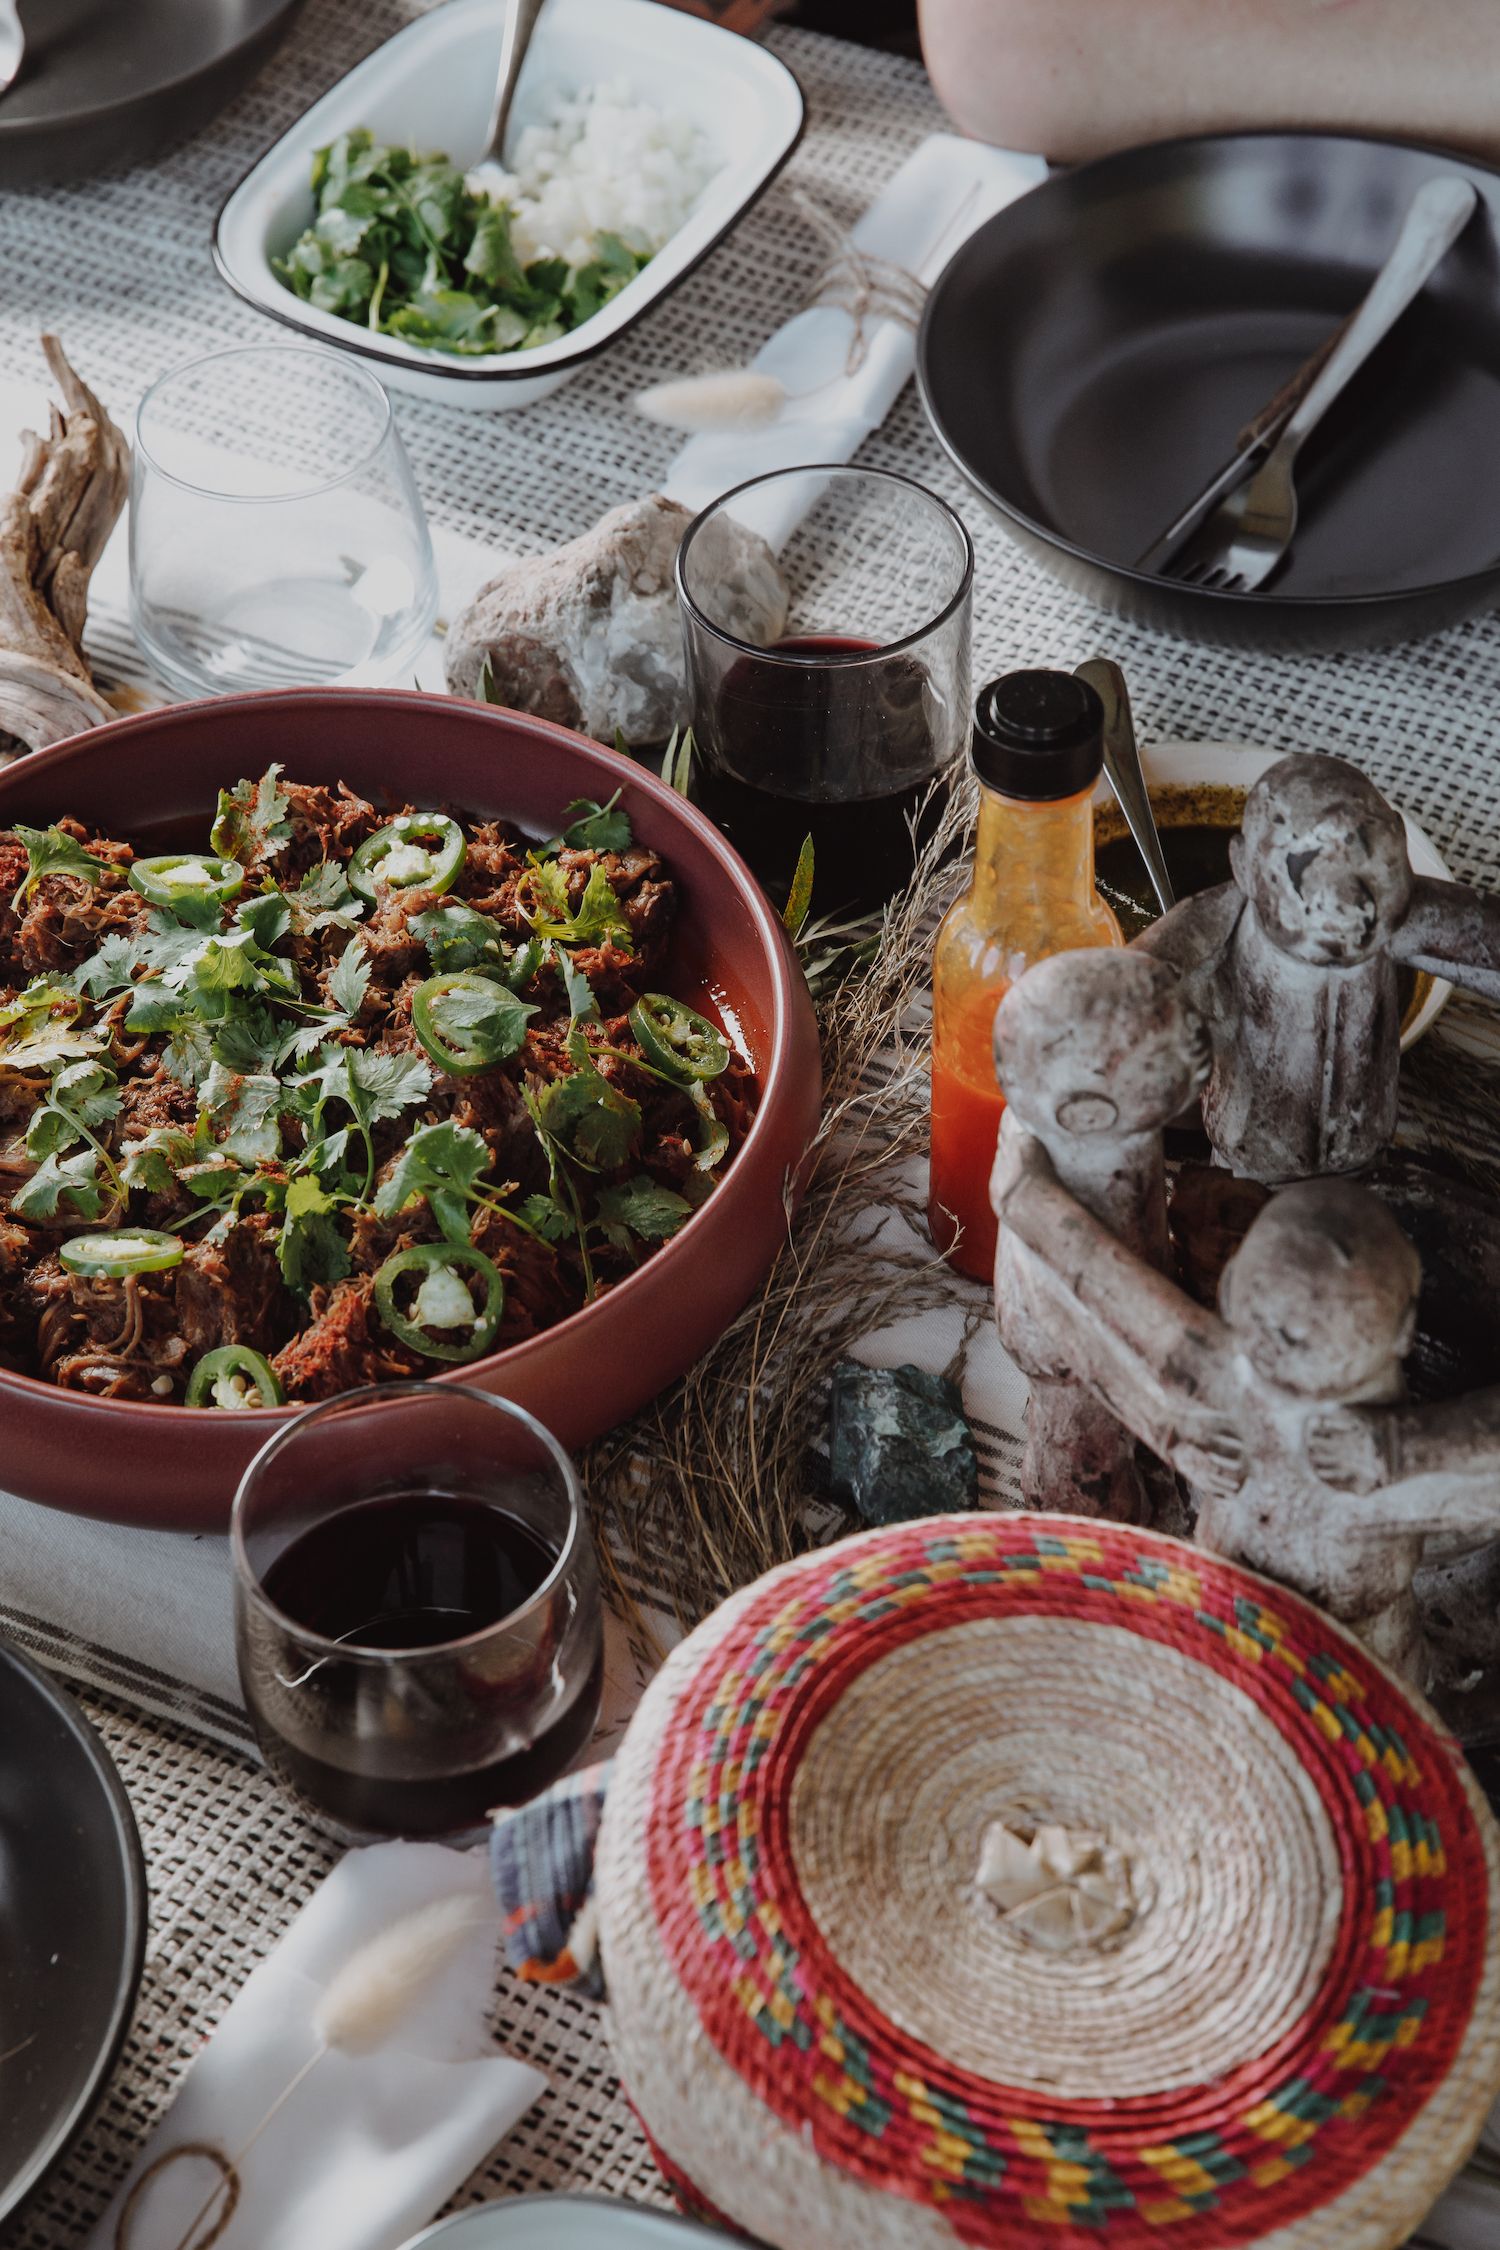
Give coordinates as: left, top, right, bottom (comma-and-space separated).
928, 669, 1122, 1279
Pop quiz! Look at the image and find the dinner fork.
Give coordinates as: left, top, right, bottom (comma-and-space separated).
1168, 174, 1479, 594
0, 0, 24, 98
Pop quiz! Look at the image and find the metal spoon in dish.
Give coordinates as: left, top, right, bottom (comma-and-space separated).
468, 0, 547, 195
1075, 657, 1175, 916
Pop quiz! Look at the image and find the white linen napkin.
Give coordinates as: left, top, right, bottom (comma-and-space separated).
660, 131, 1046, 548
86, 1842, 544, 2250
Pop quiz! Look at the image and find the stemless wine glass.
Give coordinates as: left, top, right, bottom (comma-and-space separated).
677, 464, 974, 918
233, 1384, 603, 1846
130, 343, 438, 698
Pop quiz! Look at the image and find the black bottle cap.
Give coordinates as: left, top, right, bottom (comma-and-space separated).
971, 669, 1105, 801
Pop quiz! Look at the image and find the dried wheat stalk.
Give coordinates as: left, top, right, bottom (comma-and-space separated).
583, 777, 977, 1632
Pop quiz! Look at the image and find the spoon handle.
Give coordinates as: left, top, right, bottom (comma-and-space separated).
482, 0, 548, 167
1074, 658, 1176, 917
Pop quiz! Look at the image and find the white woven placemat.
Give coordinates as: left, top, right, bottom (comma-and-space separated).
4, 7, 1500, 2243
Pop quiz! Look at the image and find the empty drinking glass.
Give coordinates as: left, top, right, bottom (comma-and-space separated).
130, 344, 438, 699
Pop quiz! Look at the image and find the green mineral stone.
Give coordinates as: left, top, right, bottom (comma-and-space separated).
827, 1360, 979, 1526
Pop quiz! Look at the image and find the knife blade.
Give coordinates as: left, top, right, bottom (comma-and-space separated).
1134, 312, 1354, 576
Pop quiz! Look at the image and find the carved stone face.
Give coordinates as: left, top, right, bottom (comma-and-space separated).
994, 950, 1212, 1140
1230, 754, 1413, 968
1219, 1178, 1420, 1397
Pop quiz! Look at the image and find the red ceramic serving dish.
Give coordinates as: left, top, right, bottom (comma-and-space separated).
0, 690, 822, 1529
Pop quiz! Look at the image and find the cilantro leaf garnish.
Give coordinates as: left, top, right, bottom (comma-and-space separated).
411, 903, 515, 978
25, 1060, 120, 1160
277, 1174, 352, 1297
210, 767, 293, 866
292, 1042, 433, 1201
594, 1175, 692, 1249
540, 793, 633, 858
287, 860, 364, 937
0, 983, 101, 1073
13, 1146, 106, 1223
161, 1018, 214, 1087
534, 1069, 641, 1171
11, 825, 107, 909
524, 861, 633, 952
274, 131, 651, 363
557, 948, 599, 1024
328, 935, 371, 1021
515, 1191, 574, 1245
236, 892, 293, 949
200, 1064, 284, 1164
375, 1120, 491, 1245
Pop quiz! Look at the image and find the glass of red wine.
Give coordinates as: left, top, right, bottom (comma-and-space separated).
232, 1383, 603, 1845
677, 464, 974, 918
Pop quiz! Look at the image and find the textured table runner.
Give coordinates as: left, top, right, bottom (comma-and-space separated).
5, 4, 1500, 2244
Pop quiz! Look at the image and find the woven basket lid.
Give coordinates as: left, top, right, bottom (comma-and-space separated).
598, 1513, 1500, 2249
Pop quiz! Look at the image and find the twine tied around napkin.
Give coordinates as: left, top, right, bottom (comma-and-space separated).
634, 157, 991, 436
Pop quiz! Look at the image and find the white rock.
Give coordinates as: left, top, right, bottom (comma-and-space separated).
443, 493, 788, 747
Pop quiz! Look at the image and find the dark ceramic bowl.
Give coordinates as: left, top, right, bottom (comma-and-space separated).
0, 0, 307, 189
918, 131, 1500, 652
0, 690, 822, 1530
0, 1638, 147, 2227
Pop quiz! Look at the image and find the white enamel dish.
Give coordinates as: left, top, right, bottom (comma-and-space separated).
213, 0, 805, 410
1094, 739, 1454, 1049
402, 2198, 725, 2247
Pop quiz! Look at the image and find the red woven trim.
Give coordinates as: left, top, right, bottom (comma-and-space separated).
641, 1519, 1489, 2247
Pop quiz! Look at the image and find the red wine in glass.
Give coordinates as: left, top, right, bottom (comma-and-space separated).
695, 634, 951, 917
249, 1491, 602, 1838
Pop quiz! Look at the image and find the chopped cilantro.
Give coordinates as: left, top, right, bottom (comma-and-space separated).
524, 860, 633, 951
14, 1146, 106, 1223
210, 766, 293, 865
375, 1120, 491, 1246
277, 1174, 352, 1297
11, 825, 107, 909
274, 131, 651, 362
594, 1175, 692, 1248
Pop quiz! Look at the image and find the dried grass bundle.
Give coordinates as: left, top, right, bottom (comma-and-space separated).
582, 775, 978, 1635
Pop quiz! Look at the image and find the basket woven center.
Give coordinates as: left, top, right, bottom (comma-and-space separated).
787, 1614, 1345, 2099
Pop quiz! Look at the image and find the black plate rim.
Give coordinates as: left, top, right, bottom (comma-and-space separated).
0, 0, 307, 142
208, 4, 807, 385
916, 125, 1500, 614
0, 1640, 148, 2226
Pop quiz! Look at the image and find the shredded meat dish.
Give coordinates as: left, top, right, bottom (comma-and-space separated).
0, 767, 757, 1410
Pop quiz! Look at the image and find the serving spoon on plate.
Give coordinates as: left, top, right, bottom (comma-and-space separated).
468, 0, 547, 193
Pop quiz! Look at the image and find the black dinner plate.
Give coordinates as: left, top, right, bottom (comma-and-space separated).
0, 1639, 147, 2226
0, 0, 306, 186
918, 131, 1500, 651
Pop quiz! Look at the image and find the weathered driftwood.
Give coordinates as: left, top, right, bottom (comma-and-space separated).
1140, 752, 1500, 1183
0, 335, 126, 762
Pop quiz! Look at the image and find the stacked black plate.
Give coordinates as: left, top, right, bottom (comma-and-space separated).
0, 1640, 146, 2225
0, 0, 305, 185
919, 131, 1500, 651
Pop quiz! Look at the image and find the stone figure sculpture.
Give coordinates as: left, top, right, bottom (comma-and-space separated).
991, 1114, 1500, 1684
990, 949, 1216, 1524
1139, 752, 1500, 1183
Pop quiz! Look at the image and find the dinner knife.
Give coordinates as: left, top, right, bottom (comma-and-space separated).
1134, 313, 1353, 576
